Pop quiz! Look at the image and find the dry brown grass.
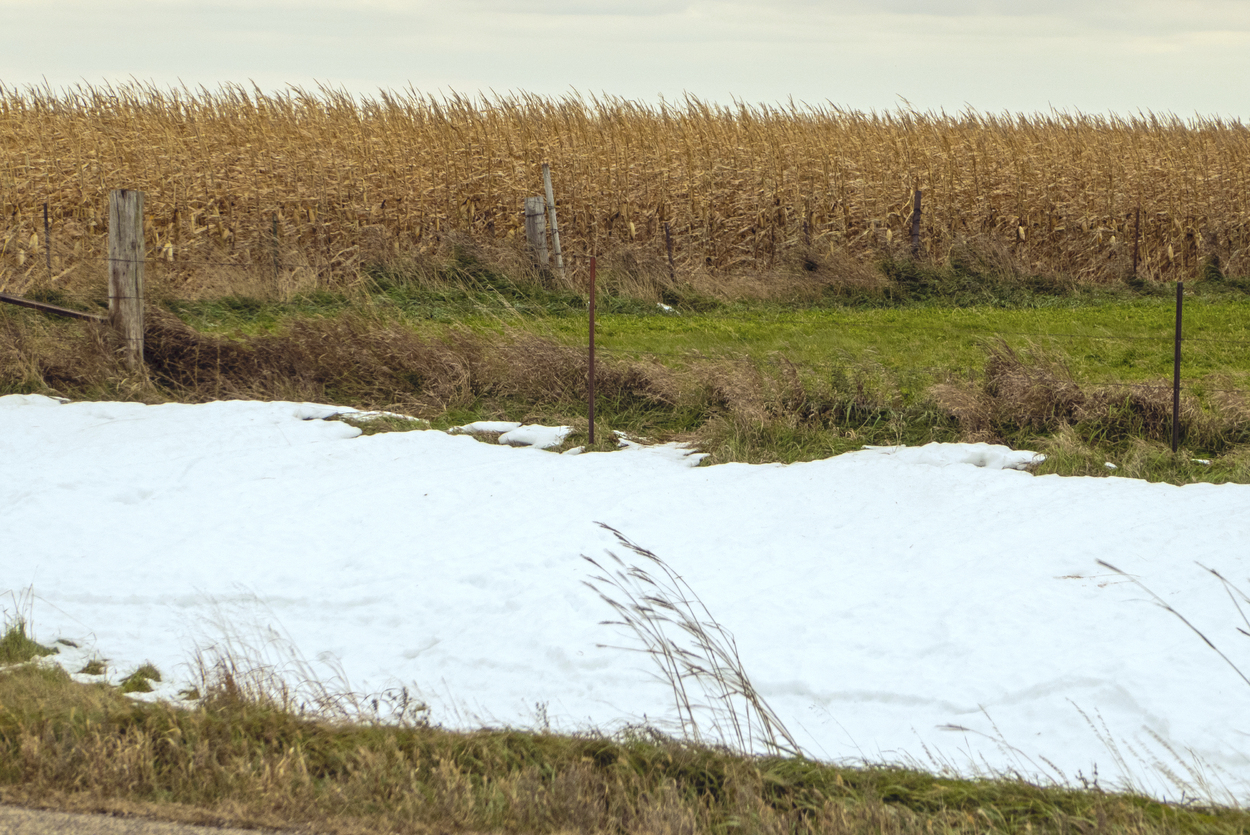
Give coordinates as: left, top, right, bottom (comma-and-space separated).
929, 339, 1240, 448
3, 83, 1249, 301
6, 618, 1247, 834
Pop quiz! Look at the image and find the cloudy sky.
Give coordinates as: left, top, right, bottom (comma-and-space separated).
3, 0, 1249, 116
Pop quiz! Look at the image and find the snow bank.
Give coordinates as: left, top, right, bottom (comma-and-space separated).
4, 394, 1250, 802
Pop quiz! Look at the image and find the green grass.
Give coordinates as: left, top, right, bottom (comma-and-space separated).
0, 621, 57, 666
159, 281, 1250, 389
77, 658, 106, 676
8, 256, 1250, 485
118, 663, 162, 694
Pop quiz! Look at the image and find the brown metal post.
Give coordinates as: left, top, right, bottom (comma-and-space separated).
1172, 281, 1183, 453
588, 256, 597, 445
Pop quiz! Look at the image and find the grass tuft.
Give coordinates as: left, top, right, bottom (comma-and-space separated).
77, 659, 106, 676
0, 621, 56, 666
118, 663, 162, 694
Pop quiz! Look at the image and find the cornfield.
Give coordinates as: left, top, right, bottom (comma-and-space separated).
3, 81, 1250, 297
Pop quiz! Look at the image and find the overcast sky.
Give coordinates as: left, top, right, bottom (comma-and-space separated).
3, 0, 1249, 117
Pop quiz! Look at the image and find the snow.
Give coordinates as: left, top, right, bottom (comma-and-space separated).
5, 394, 1250, 802
497, 424, 571, 450
451, 420, 523, 434
853, 442, 1043, 471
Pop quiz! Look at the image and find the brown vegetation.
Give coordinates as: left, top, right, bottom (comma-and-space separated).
3, 83, 1249, 301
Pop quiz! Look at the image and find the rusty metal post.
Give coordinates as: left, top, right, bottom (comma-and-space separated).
588, 256, 597, 445
1172, 281, 1183, 453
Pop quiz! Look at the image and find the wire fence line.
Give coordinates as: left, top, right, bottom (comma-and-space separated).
6, 236, 1250, 402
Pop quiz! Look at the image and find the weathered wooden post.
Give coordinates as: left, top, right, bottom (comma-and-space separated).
524, 196, 550, 266
542, 164, 565, 281
108, 189, 145, 369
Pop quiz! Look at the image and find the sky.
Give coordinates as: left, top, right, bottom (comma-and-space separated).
3, 1, 1250, 117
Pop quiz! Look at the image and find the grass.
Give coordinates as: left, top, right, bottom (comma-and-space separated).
4, 602, 1250, 834
4, 268, 1250, 484
0, 622, 56, 666
119, 663, 162, 694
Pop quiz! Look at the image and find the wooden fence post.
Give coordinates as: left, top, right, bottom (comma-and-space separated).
524, 196, 550, 266
108, 189, 145, 369
542, 164, 565, 281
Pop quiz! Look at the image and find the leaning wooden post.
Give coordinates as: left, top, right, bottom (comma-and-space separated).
108, 189, 145, 369
524, 196, 550, 267
542, 164, 565, 282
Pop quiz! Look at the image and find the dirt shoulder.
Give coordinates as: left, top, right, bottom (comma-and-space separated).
0, 802, 299, 835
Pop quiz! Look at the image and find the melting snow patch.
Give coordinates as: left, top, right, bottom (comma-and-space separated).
290, 403, 349, 421
854, 441, 1043, 471
498, 425, 571, 450
0, 393, 66, 409
450, 420, 523, 435
335, 408, 429, 425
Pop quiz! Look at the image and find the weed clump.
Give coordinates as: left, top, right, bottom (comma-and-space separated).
77, 658, 106, 676
0, 620, 56, 666
119, 663, 162, 694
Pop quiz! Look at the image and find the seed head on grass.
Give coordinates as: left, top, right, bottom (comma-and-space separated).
583, 523, 802, 758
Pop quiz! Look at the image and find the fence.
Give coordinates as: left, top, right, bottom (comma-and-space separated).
3, 188, 1248, 455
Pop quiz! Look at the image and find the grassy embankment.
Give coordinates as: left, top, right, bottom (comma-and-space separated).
4, 252, 1250, 484
5, 603, 1250, 835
